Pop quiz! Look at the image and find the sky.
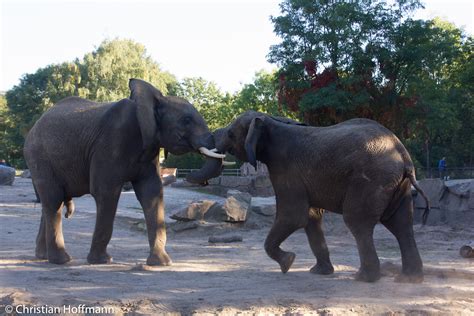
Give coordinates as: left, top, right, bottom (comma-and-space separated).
1, 0, 472, 93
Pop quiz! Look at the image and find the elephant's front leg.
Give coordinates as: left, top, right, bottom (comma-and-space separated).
133, 170, 172, 266
87, 187, 121, 264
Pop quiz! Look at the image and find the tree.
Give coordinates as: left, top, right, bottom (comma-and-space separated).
81, 39, 175, 101
3, 39, 177, 167
268, 0, 473, 168
233, 70, 295, 119
173, 77, 233, 130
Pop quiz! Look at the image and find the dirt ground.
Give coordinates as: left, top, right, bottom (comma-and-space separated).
1, 178, 473, 315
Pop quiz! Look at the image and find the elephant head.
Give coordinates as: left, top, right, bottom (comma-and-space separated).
129, 79, 223, 183
213, 110, 306, 168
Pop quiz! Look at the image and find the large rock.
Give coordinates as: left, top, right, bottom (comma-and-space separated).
224, 197, 248, 222
21, 169, 32, 178
240, 162, 269, 176
0, 165, 15, 186
203, 202, 227, 222
227, 189, 252, 204
220, 176, 252, 188
251, 196, 276, 216
170, 200, 216, 221
413, 179, 474, 227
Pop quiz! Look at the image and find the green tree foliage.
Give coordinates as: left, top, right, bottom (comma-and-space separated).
81, 39, 175, 101
269, 0, 473, 167
3, 39, 176, 167
173, 77, 231, 130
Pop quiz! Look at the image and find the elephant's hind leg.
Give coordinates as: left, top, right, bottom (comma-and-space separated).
381, 190, 423, 283
305, 208, 334, 275
35, 214, 47, 259
36, 183, 71, 264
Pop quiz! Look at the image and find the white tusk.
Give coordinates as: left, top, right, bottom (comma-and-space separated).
199, 147, 226, 159
222, 161, 236, 166
210, 148, 218, 152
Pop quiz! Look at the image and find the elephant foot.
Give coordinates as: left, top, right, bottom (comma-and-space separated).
310, 262, 334, 275
35, 247, 48, 260
394, 272, 424, 283
278, 252, 296, 274
87, 252, 113, 264
146, 252, 172, 266
354, 268, 380, 283
48, 250, 72, 265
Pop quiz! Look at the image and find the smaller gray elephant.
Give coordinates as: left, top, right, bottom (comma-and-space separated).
24, 79, 224, 265
213, 111, 430, 283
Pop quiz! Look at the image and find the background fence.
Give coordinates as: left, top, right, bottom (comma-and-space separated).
416, 167, 474, 180
177, 167, 473, 180
176, 168, 241, 178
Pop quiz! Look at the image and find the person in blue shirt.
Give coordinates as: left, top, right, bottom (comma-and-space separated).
438, 157, 447, 180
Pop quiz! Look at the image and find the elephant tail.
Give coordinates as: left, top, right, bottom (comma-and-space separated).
405, 167, 430, 225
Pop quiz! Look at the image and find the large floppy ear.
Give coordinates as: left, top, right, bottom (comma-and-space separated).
244, 117, 265, 169
129, 78, 164, 149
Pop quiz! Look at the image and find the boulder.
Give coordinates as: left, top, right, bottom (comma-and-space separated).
170, 200, 216, 221
413, 179, 474, 227
21, 169, 32, 178
203, 202, 227, 222
220, 176, 252, 188
123, 181, 133, 191
251, 196, 276, 216
162, 175, 176, 186
208, 233, 243, 243
223, 196, 249, 222
227, 189, 252, 204
0, 165, 15, 186
171, 221, 199, 232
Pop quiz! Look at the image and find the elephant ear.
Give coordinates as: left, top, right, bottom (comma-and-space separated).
129, 78, 164, 149
244, 117, 265, 169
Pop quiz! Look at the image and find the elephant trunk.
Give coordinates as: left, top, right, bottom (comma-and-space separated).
186, 133, 224, 185
186, 157, 223, 185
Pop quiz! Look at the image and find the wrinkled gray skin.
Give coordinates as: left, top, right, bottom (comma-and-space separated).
214, 110, 429, 283
24, 79, 222, 265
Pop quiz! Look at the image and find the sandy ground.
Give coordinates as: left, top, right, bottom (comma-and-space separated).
1, 178, 473, 315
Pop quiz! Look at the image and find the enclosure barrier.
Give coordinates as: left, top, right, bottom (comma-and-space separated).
177, 168, 241, 178
416, 167, 474, 180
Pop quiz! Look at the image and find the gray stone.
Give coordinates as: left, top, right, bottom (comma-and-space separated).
413, 179, 474, 227
170, 200, 216, 221
240, 162, 269, 176
123, 181, 133, 191
204, 202, 227, 222
162, 175, 176, 186
171, 221, 199, 232
227, 189, 252, 204
21, 169, 31, 178
223, 196, 249, 222
208, 233, 243, 243
0, 165, 15, 186
254, 175, 272, 188
220, 176, 252, 188
251, 196, 276, 216
413, 179, 445, 209
208, 177, 221, 185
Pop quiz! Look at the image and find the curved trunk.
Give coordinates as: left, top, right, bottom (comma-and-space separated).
186, 157, 223, 185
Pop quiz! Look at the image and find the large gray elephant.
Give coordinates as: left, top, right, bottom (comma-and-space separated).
24, 79, 224, 265
213, 110, 430, 283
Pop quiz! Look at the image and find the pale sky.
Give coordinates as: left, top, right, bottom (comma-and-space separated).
1, 0, 472, 93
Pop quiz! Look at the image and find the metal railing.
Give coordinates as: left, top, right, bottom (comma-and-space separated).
177, 168, 241, 178
416, 167, 474, 180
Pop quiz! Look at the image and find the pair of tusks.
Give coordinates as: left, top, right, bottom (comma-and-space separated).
198, 147, 236, 166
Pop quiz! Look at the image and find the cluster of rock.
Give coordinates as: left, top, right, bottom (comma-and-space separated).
169, 189, 276, 232
0, 165, 15, 185
413, 178, 474, 227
